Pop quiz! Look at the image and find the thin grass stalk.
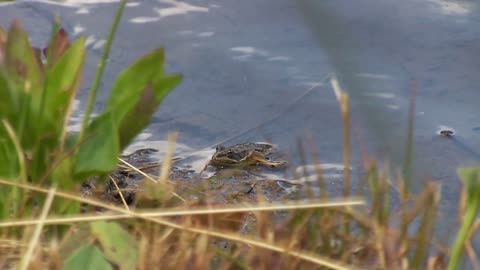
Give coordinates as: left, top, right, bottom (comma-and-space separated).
79, 0, 127, 139
108, 175, 130, 210
296, 139, 314, 198
380, 163, 391, 226
465, 219, 480, 270
2, 120, 26, 217
353, 123, 369, 198
382, 174, 391, 226
19, 187, 55, 270
306, 131, 327, 199
399, 166, 412, 254
375, 166, 385, 224
367, 164, 380, 221
340, 94, 351, 200
402, 80, 416, 190
448, 188, 480, 269
0, 178, 362, 270
340, 95, 352, 244
306, 133, 333, 254
331, 76, 351, 236
396, 82, 417, 257
0, 204, 364, 228
411, 183, 439, 269
159, 132, 177, 182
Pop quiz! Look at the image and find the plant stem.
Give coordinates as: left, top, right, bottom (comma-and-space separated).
79, 0, 128, 140
447, 191, 480, 270
402, 81, 416, 189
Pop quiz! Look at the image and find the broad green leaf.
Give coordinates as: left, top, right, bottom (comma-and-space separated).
59, 224, 91, 257
43, 36, 85, 135
46, 28, 71, 66
117, 73, 182, 148
91, 221, 137, 270
5, 21, 43, 89
457, 167, 480, 200
52, 197, 81, 215
106, 48, 165, 116
457, 167, 480, 185
73, 112, 119, 178
105, 48, 182, 149
5, 21, 43, 150
62, 244, 112, 270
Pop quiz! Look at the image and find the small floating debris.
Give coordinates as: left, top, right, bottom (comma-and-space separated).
436, 125, 455, 138
439, 129, 454, 137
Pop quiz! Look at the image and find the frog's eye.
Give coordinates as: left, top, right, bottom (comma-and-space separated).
227, 150, 233, 155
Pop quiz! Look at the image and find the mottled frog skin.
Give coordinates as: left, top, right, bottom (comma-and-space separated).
207, 143, 287, 169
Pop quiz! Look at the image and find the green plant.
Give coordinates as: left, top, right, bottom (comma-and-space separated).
447, 167, 480, 270
0, 1, 181, 267
0, 1, 181, 223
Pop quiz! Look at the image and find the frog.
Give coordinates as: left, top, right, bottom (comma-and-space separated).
201, 143, 287, 174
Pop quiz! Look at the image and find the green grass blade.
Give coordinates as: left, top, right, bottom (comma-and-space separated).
79, 0, 128, 140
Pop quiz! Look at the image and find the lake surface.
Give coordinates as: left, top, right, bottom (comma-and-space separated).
1, 0, 479, 249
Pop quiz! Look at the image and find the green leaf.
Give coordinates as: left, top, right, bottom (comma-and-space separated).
106, 48, 165, 115
117, 73, 182, 148
90, 221, 137, 270
73, 112, 119, 178
457, 167, 480, 200
62, 244, 112, 270
0, 70, 14, 119
5, 20, 43, 90
5, 21, 43, 151
46, 28, 71, 66
43, 36, 85, 135
105, 48, 182, 149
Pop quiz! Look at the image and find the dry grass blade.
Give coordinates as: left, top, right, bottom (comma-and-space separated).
118, 157, 158, 183
466, 219, 480, 270
159, 132, 177, 183
0, 178, 364, 269
306, 131, 327, 199
330, 76, 351, 198
109, 175, 130, 210
118, 147, 185, 202
2, 120, 27, 182
331, 76, 352, 237
19, 187, 55, 270
0, 200, 365, 227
